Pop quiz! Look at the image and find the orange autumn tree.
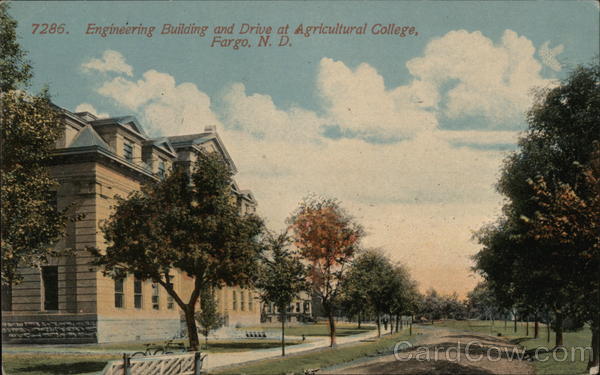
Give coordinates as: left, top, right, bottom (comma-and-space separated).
289, 197, 364, 347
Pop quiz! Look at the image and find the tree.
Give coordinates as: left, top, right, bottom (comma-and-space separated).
255, 231, 308, 356
1, 4, 69, 309
91, 152, 265, 351
289, 197, 364, 347
385, 264, 417, 333
1, 2, 32, 92
342, 249, 394, 337
339, 256, 373, 329
195, 287, 223, 350
473, 63, 599, 365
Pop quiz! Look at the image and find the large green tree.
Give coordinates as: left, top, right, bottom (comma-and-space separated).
1, 3, 68, 308
255, 231, 308, 356
91, 152, 265, 351
474, 63, 599, 366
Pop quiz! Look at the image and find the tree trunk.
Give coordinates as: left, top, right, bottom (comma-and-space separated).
589, 323, 599, 370
376, 314, 381, 338
281, 312, 286, 356
396, 314, 400, 332
357, 312, 362, 329
504, 318, 507, 331
389, 315, 393, 335
205, 334, 208, 350
534, 313, 539, 339
547, 314, 551, 343
327, 310, 337, 347
526, 319, 529, 336
514, 313, 517, 333
555, 312, 564, 347
185, 306, 200, 351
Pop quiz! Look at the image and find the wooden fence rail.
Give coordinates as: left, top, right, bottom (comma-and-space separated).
102, 352, 206, 375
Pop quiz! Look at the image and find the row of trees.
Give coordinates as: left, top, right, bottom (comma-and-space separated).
339, 249, 419, 337
472, 63, 599, 370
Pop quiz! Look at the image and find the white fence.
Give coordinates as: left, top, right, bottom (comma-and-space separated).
102, 352, 206, 375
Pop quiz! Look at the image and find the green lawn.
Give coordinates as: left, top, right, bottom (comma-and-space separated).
435, 320, 594, 375
213, 329, 415, 375
2, 353, 120, 375
240, 322, 376, 337
2, 339, 301, 375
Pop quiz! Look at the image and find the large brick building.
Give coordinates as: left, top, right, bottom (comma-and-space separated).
1, 108, 261, 344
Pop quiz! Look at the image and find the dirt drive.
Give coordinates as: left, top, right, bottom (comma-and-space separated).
323, 326, 534, 375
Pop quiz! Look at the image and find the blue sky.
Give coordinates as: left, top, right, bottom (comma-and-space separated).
9, 1, 599, 295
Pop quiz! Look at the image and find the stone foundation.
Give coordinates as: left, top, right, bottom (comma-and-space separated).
2, 314, 97, 344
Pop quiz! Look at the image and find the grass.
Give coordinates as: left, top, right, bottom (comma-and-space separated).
2, 339, 301, 375
435, 319, 594, 375
1, 353, 120, 375
4, 338, 301, 353
212, 329, 415, 375
240, 322, 376, 337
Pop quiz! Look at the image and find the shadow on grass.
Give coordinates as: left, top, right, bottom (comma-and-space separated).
204, 341, 299, 351
11, 361, 107, 374
510, 337, 533, 345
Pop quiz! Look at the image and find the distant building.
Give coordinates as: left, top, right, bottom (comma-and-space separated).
1, 109, 260, 344
260, 293, 313, 324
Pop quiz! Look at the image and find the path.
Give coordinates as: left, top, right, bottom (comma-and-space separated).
204, 329, 381, 371
322, 325, 534, 375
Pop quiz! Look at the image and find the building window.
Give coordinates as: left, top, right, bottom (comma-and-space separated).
304, 301, 310, 313
42, 266, 59, 311
241, 291, 246, 311
152, 283, 160, 310
134, 275, 143, 309
232, 291, 237, 311
158, 159, 166, 179
1, 284, 12, 311
123, 140, 133, 162
114, 278, 124, 308
248, 293, 253, 311
296, 302, 301, 313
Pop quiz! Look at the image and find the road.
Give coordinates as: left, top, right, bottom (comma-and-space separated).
322, 325, 534, 375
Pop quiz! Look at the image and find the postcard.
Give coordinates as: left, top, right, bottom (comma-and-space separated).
2, 1, 599, 374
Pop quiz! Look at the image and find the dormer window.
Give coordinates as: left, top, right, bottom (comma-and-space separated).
123, 140, 133, 162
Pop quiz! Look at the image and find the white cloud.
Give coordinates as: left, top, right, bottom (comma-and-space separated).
539, 41, 565, 72
220, 83, 324, 143
406, 29, 555, 127
96, 70, 220, 135
317, 58, 438, 139
74, 103, 109, 118
81, 50, 133, 76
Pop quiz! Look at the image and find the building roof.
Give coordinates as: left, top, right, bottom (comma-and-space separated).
143, 137, 178, 158
167, 132, 212, 145
90, 116, 148, 139
68, 125, 112, 150
168, 130, 238, 173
